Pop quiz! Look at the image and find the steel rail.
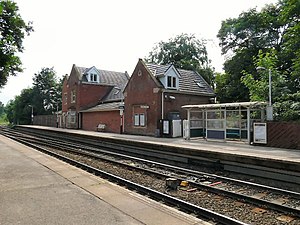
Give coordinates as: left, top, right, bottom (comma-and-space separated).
6, 128, 300, 198
3, 130, 300, 218
2, 133, 247, 225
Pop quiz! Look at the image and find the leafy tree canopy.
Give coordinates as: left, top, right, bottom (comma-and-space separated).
0, 0, 33, 88
5, 67, 62, 125
145, 33, 215, 86
0, 101, 4, 115
6, 88, 34, 124
216, 0, 300, 109
32, 67, 62, 115
241, 49, 287, 102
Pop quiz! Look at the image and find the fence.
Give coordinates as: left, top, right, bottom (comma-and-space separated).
33, 115, 57, 127
267, 122, 300, 149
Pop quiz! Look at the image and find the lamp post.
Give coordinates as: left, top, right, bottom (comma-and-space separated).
115, 87, 124, 134
28, 105, 33, 124
256, 66, 273, 120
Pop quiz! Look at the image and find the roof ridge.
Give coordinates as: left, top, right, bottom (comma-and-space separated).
76, 65, 126, 75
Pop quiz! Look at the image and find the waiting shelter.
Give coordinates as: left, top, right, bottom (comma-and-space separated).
182, 101, 268, 144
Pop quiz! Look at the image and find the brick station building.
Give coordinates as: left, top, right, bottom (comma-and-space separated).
61, 64, 129, 133
61, 60, 215, 137
123, 59, 215, 137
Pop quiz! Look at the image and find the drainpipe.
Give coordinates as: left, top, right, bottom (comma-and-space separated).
161, 90, 164, 120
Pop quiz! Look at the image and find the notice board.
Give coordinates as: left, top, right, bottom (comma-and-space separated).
253, 122, 267, 144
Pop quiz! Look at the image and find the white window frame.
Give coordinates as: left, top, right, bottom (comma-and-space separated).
134, 114, 140, 126
71, 90, 76, 103
167, 75, 177, 89
90, 73, 98, 83
134, 113, 146, 127
140, 114, 145, 126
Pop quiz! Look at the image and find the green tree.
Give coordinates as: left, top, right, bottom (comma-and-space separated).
0, 0, 33, 87
274, 92, 300, 121
5, 67, 62, 125
32, 67, 61, 115
215, 49, 256, 102
145, 33, 215, 86
241, 50, 286, 102
217, 0, 300, 108
280, 0, 300, 92
241, 49, 300, 121
0, 101, 7, 124
5, 88, 34, 124
0, 101, 4, 115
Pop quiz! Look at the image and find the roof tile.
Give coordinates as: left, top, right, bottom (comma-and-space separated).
146, 63, 215, 96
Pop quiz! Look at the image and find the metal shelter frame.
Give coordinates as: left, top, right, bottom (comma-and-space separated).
182, 101, 267, 144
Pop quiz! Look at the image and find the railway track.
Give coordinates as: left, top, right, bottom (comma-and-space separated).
13, 126, 300, 190
1, 127, 300, 224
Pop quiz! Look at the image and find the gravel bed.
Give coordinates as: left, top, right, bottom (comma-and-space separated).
52, 149, 300, 225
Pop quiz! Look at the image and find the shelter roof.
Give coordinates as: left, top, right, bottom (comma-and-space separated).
182, 101, 267, 110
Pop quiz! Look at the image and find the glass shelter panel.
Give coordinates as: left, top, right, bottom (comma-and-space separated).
206, 110, 225, 139
190, 111, 205, 137
226, 110, 244, 139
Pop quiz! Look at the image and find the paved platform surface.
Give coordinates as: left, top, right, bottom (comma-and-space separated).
0, 135, 208, 225
22, 125, 300, 164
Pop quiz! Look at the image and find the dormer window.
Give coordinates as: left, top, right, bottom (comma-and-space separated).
155, 65, 180, 90
90, 73, 98, 83
167, 76, 177, 89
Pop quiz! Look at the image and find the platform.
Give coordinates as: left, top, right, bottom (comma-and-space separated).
19, 125, 300, 168
0, 135, 208, 225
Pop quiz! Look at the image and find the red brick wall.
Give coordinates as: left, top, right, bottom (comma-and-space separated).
124, 60, 212, 136
163, 92, 211, 119
61, 65, 115, 129
62, 76, 69, 112
77, 84, 112, 110
124, 60, 161, 136
66, 66, 79, 111
82, 110, 121, 133
62, 65, 112, 112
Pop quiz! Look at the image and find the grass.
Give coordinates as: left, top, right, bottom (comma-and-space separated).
0, 114, 8, 125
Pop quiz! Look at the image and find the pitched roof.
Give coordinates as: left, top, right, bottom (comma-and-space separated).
79, 102, 121, 113
146, 63, 171, 77
75, 65, 129, 102
145, 63, 215, 96
177, 68, 214, 95
77, 66, 129, 86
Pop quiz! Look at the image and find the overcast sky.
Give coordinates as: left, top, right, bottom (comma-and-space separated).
0, 0, 277, 105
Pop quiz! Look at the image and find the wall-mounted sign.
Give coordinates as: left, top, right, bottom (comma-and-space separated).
253, 122, 267, 144
140, 105, 149, 109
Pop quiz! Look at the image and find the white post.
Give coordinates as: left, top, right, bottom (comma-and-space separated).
187, 109, 190, 140
247, 107, 251, 144
256, 66, 273, 120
